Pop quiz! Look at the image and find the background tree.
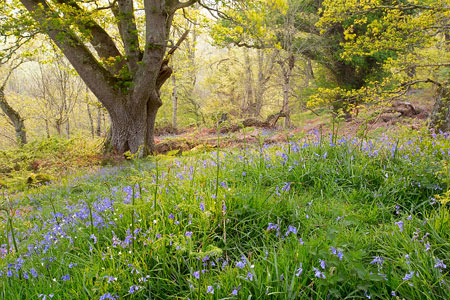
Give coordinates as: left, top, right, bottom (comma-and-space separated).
0, 58, 27, 146
318, 0, 450, 129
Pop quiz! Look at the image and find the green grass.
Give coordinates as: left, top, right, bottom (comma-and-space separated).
0, 130, 449, 299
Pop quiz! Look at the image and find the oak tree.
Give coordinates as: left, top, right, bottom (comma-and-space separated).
2, 0, 201, 155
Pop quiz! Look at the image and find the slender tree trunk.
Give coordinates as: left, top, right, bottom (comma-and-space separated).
243, 48, 255, 116
281, 53, 295, 128
96, 106, 102, 137
255, 50, 265, 117
282, 77, 291, 128
304, 58, 314, 87
55, 120, 62, 136
172, 72, 178, 130
102, 109, 106, 136
66, 119, 70, 138
86, 102, 95, 137
45, 119, 50, 138
0, 86, 27, 145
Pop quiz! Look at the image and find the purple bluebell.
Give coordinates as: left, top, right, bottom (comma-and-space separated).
402, 271, 415, 281
128, 285, 140, 294
61, 274, 70, 281
313, 267, 326, 279
281, 182, 292, 192
319, 259, 326, 269
99, 293, 118, 300
295, 263, 303, 276
193, 271, 200, 279
435, 258, 447, 270
206, 286, 214, 294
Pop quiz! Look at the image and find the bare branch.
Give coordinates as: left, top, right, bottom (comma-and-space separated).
175, 0, 198, 10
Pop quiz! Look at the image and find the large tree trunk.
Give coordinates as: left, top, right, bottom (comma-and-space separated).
429, 84, 450, 132
0, 86, 27, 145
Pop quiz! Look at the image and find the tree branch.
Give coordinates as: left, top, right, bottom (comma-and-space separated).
175, 0, 198, 10
54, 0, 123, 74
112, 0, 141, 75
19, 0, 120, 109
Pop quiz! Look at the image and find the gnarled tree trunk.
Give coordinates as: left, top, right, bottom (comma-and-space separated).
0, 85, 27, 146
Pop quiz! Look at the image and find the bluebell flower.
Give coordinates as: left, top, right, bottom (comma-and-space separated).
90, 234, 97, 244
61, 274, 70, 281
168, 213, 175, 219
337, 251, 343, 261
395, 221, 404, 232
222, 261, 228, 269
104, 276, 117, 283
246, 271, 253, 281
200, 202, 205, 212
185, 231, 193, 238
30, 268, 38, 278
267, 223, 279, 231
38, 295, 54, 300
435, 258, 447, 270
128, 285, 140, 294
285, 225, 297, 236
281, 182, 292, 192
99, 293, 118, 300
193, 271, 200, 279
68, 263, 77, 268
370, 256, 384, 267
206, 286, 214, 294
295, 263, 303, 276
402, 271, 415, 281
319, 259, 326, 269
313, 267, 326, 279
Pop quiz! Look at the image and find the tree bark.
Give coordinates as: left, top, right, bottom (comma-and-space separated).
0, 86, 27, 145
86, 102, 95, 137
280, 53, 295, 128
172, 72, 178, 130
66, 119, 70, 138
96, 106, 102, 137
429, 84, 450, 132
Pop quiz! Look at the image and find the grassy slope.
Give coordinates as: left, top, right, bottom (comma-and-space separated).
1, 130, 450, 299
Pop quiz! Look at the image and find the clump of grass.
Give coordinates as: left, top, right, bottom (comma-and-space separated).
0, 130, 449, 299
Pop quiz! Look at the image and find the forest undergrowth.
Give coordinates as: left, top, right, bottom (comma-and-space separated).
0, 129, 449, 299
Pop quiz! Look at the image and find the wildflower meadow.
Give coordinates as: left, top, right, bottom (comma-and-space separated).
1, 130, 449, 299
